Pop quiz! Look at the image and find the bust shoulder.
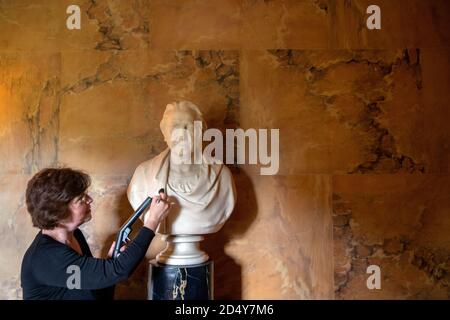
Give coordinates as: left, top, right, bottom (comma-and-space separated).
140, 149, 168, 167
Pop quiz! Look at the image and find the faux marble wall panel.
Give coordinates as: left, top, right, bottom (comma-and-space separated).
0, 0, 149, 51
333, 175, 450, 299
148, 0, 450, 50
241, 49, 449, 175
3, 0, 449, 52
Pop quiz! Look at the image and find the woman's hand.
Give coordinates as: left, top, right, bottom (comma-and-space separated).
107, 241, 126, 258
143, 190, 172, 232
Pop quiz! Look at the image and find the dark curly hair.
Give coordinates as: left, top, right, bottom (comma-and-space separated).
25, 168, 91, 230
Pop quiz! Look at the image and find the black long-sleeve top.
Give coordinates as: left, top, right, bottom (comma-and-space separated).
20, 226, 154, 300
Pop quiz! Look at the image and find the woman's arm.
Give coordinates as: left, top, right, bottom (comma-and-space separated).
32, 226, 154, 289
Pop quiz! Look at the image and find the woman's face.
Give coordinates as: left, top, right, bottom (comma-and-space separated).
66, 192, 93, 227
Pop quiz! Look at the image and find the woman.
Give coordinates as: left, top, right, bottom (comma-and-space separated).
20, 167, 171, 300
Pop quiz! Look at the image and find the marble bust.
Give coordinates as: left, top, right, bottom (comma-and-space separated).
127, 101, 236, 264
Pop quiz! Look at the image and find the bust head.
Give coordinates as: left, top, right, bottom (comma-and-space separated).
159, 101, 205, 162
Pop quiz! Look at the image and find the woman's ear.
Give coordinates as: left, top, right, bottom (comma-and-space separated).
66, 202, 75, 215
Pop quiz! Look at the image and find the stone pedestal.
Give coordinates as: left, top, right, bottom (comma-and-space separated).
156, 235, 209, 265
148, 260, 214, 300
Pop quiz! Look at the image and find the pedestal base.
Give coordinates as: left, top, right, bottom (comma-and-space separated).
148, 259, 214, 300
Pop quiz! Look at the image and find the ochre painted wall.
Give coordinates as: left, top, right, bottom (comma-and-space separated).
0, 0, 448, 299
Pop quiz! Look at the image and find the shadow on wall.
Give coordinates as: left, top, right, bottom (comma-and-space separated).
204, 167, 257, 299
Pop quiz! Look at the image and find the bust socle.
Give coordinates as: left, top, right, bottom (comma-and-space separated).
127, 101, 236, 238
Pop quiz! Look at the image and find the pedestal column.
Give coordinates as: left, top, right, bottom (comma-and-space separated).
148, 260, 214, 300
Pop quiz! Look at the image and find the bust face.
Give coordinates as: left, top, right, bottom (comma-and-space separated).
161, 107, 197, 162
